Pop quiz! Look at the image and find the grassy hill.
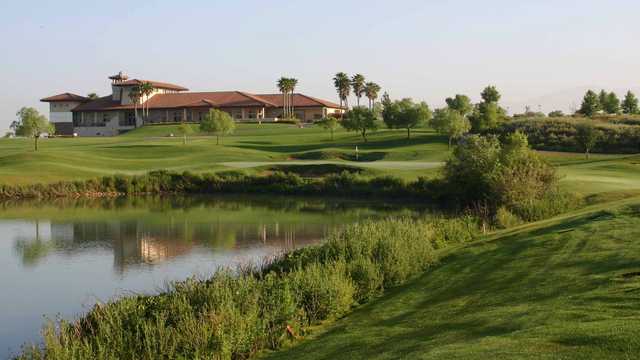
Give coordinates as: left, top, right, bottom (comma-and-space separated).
264, 198, 640, 359
1, 123, 639, 196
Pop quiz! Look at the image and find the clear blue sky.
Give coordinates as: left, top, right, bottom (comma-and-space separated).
1, 0, 639, 131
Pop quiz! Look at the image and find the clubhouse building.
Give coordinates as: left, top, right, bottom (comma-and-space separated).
41, 72, 344, 136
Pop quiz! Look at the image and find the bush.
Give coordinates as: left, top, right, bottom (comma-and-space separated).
290, 261, 355, 323
495, 207, 523, 229
443, 133, 560, 217
492, 117, 640, 154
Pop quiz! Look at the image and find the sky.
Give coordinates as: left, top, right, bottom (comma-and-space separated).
1, 0, 639, 131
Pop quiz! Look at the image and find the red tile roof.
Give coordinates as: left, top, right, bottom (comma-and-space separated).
72, 92, 343, 112
114, 79, 189, 91
144, 91, 274, 109
255, 93, 343, 108
40, 93, 89, 102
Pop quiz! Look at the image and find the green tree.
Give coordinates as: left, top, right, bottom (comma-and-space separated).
200, 109, 235, 145
318, 116, 339, 141
431, 108, 471, 148
15, 107, 54, 151
341, 107, 378, 142
603, 92, 620, 114
177, 122, 194, 145
351, 74, 366, 107
87, 93, 99, 100
575, 123, 600, 159
622, 90, 639, 114
548, 110, 564, 117
470, 102, 501, 132
481, 85, 501, 103
445, 94, 473, 116
333, 72, 351, 109
382, 98, 432, 139
579, 90, 600, 117
598, 90, 608, 111
364, 82, 381, 110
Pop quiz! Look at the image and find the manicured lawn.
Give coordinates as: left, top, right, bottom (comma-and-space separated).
0, 124, 449, 185
264, 198, 640, 359
1, 123, 639, 195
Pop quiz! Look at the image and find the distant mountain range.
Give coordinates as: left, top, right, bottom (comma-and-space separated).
504, 86, 640, 115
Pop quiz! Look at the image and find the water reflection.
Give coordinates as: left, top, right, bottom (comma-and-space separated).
6, 195, 427, 273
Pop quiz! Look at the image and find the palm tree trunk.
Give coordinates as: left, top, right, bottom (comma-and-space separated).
34, 135, 38, 151
407, 128, 411, 139
282, 92, 286, 119
290, 91, 295, 120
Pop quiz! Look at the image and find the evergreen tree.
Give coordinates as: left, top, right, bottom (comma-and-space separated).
622, 90, 639, 114
603, 92, 620, 114
579, 90, 600, 117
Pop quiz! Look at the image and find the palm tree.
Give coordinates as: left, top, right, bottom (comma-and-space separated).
128, 86, 141, 123
364, 82, 381, 110
333, 72, 351, 109
277, 77, 288, 119
351, 74, 366, 107
140, 82, 154, 119
288, 78, 298, 119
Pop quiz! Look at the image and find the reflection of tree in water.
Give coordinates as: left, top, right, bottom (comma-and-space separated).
9, 196, 428, 271
12, 217, 335, 272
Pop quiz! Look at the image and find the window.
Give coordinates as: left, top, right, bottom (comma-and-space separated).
103, 113, 110, 123
233, 110, 242, 119
247, 110, 256, 119
314, 114, 322, 120
173, 112, 181, 122
120, 111, 136, 126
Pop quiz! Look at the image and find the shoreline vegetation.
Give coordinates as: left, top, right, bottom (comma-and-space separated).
16, 217, 478, 359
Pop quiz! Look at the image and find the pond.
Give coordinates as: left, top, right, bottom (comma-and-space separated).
0, 195, 430, 358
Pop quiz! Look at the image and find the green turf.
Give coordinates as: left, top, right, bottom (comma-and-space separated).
1, 124, 639, 194
0, 124, 449, 184
263, 198, 640, 359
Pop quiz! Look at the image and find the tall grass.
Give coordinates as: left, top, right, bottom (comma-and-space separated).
16, 217, 477, 360
0, 170, 443, 202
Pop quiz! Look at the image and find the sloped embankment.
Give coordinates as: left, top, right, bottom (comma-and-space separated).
265, 199, 640, 360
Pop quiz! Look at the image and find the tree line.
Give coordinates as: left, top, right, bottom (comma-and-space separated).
578, 89, 639, 117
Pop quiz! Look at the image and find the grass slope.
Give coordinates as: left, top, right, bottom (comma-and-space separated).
264, 200, 640, 359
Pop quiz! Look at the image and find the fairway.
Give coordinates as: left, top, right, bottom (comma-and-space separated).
2, 124, 639, 196
264, 198, 640, 359
0, 124, 450, 184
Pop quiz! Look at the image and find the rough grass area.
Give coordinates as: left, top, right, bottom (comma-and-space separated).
263, 199, 640, 360
259, 164, 373, 178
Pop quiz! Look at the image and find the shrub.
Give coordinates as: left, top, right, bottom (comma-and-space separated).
492, 117, 640, 154
289, 261, 355, 324
495, 207, 523, 229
